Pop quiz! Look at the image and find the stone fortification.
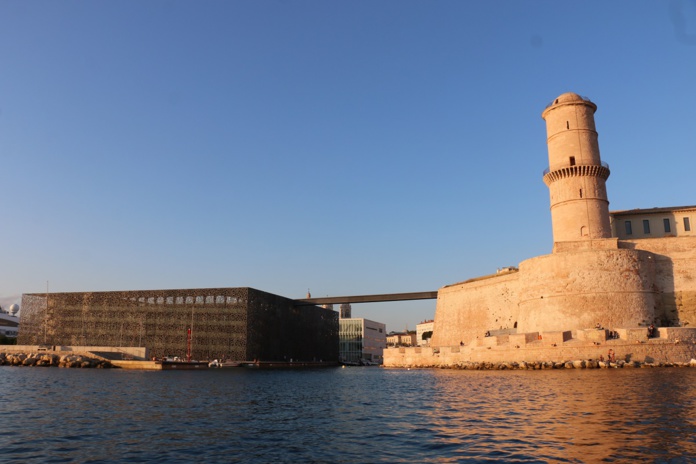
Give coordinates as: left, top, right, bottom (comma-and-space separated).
385, 93, 696, 368
385, 327, 696, 368
621, 237, 696, 327
431, 270, 519, 348
517, 246, 656, 333
542, 93, 611, 242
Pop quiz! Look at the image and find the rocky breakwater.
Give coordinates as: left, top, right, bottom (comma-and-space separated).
0, 352, 113, 368
437, 358, 696, 370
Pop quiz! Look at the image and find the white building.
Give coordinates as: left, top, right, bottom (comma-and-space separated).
339, 318, 386, 365
416, 320, 434, 346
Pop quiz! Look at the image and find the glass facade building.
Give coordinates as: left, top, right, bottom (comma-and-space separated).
338, 318, 386, 364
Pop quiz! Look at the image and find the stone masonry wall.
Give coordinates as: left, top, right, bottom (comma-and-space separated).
431, 271, 520, 347
385, 327, 696, 368
517, 248, 656, 333
619, 237, 696, 327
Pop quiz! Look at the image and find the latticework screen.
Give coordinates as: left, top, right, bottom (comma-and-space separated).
19, 287, 338, 362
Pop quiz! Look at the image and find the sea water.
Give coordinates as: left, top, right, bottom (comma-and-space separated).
1, 366, 695, 463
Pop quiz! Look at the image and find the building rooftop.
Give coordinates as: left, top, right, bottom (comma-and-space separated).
610, 205, 696, 215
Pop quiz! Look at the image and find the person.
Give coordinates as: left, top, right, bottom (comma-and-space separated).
599, 355, 605, 362
608, 349, 616, 363
648, 324, 656, 338
485, 331, 491, 337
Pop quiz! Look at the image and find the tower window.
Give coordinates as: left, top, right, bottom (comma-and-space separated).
643, 219, 651, 234
625, 221, 633, 235
579, 188, 583, 198
663, 218, 671, 233
685, 217, 692, 232
566, 121, 569, 129
569, 156, 576, 166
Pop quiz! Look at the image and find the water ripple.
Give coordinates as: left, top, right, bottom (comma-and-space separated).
2, 367, 696, 462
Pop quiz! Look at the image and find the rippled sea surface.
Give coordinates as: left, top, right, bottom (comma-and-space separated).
2, 366, 696, 463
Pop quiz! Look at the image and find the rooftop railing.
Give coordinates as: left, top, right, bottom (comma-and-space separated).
543, 161, 609, 176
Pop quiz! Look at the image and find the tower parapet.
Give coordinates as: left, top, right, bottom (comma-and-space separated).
542, 93, 612, 246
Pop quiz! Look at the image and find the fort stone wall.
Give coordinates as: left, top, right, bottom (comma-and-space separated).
431, 271, 520, 347
619, 237, 696, 327
388, 93, 695, 369
384, 328, 696, 368
517, 248, 656, 333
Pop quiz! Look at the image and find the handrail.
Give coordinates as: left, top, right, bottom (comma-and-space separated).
543, 161, 609, 176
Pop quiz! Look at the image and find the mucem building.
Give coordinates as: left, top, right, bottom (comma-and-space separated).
19, 287, 338, 362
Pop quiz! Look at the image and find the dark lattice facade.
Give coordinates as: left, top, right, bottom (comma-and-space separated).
19, 287, 338, 362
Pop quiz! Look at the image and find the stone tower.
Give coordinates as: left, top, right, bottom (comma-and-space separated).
541, 93, 611, 246
339, 303, 352, 319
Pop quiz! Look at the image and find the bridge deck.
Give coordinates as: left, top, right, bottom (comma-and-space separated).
295, 291, 438, 306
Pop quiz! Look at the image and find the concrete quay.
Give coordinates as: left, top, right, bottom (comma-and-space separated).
384, 327, 696, 369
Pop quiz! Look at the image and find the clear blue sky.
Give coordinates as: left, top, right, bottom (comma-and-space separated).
1, 1, 695, 332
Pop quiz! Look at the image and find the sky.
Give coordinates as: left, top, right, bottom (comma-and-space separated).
1, 1, 695, 332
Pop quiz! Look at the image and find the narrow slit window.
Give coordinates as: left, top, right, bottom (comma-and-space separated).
579, 188, 583, 198
643, 219, 651, 234
625, 221, 633, 235
569, 156, 576, 166
566, 121, 569, 129
663, 218, 671, 233
685, 217, 692, 232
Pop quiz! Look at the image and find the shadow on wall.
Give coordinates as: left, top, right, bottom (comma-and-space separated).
649, 251, 680, 327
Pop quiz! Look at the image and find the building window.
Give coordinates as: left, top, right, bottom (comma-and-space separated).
569, 156, 576, 166
685, 217, 692, 232
663, 218, 671, 233
643, 220, 651, 234
625, 221, 632, 235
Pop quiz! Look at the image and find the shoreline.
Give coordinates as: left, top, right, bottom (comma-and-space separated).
386, 358, 696, 370
0, 351, 114, 368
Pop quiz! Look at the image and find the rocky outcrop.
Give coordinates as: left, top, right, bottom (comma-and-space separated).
0, 352, 113, 368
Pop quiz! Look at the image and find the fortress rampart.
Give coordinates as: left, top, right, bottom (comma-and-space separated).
517, 246, 656, 333
385, 327, 696, 368
385, 93, 696, 368
621, 236, 696, 327
431, 271, 519, 348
